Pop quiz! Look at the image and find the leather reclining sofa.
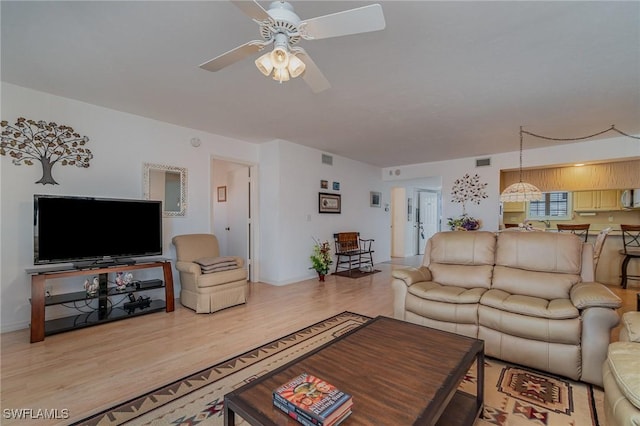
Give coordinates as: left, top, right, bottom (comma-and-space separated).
392, 230, 622, 387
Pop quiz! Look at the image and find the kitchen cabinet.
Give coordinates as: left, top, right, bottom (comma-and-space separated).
573, 190, 621, 211
503, 201, 526, 212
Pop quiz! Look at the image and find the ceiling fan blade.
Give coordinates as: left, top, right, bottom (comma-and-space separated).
293, 48, 331, 94
199, 40, 269, 72
230, 0, 271, 22
300, 4, 385, 40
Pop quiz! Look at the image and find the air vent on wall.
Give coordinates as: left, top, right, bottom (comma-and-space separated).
476, 157, 491, 167
322, 154, 333, 165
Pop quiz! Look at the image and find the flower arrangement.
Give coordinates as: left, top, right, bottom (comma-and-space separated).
309, 238, 332, 275
447, 214, 481, 231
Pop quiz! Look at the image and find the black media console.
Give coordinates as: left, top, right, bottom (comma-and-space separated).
27, 259, 174, 343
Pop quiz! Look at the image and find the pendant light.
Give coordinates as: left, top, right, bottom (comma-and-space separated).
500, 127, 543, 202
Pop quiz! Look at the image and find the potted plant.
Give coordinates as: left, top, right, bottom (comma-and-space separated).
310, 239, 333, 281
447, 214, 481, 231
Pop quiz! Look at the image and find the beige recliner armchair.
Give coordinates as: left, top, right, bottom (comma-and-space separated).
172, 234, 247, 313
604, 311, 640, 426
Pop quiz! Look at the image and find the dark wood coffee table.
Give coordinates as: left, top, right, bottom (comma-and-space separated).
224, 316, 483, 426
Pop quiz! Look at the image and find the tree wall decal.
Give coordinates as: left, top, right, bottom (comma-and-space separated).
450, 173, 488, 215
1, 117, 93, 185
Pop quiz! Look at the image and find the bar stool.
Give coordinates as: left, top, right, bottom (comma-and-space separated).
619, 224, 640, 289
593, 227, 612, 276
557, 223, 590, 243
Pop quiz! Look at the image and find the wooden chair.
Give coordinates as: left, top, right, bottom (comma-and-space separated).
593, 227, 611, 276
557, 223, 590, 242
333, 232, 374, 276
619, 224, 640, 289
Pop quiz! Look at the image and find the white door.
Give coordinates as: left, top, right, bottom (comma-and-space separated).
227, 166, 251, 280
417, 191, 439, 255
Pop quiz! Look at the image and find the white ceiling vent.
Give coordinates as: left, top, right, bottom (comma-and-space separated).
322, 153, 333, 165
475, 157, 491, 167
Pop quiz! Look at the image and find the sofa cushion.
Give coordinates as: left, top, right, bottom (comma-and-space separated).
430, 263, 494, 289
197, 267, 246, 287
496, 232, 582, 274
479, 304, 581, 345
408, 282, 486, 304
405, 294, 479, 325
492, 265, 580, 300
195, 256, 239, 274
480, 288, 579, 319
607, 342, 640, 410
195, 256, 238, 267
430, 231, 496, 266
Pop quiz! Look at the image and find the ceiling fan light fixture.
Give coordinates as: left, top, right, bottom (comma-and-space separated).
287, 54, 306, 78
273, 67, 290, 82
255, 52, 274, 76
270, 46, 289, 70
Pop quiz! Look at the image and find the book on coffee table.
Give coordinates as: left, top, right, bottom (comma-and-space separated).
273, 372, 352, 426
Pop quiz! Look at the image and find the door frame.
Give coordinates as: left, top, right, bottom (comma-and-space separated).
210, 156, 259, 283
415, 189, 441, 255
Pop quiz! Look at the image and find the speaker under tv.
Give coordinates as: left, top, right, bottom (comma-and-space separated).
34, 195, 163, 268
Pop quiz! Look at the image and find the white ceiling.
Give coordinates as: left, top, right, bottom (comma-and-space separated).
2, 1, 639, 168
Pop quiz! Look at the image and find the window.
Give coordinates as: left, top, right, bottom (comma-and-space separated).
527, 192, 572, 220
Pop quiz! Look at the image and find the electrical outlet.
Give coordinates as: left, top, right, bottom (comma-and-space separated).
608, 215, 614, 222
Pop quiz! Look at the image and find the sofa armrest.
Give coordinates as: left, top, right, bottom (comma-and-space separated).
391, 266, 431, 287
175, 261, 202, 276
621, 312, 640, 343
570, 282, 621, 310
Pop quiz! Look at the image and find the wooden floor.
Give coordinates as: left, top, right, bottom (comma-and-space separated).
0, 257, 637, 425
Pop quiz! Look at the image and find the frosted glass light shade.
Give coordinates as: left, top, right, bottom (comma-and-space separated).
270, 47, 289, 70
500, 182, 543, 202
287, 55, 306, 78
273, 67, 290, 82
255, 53, 274, 76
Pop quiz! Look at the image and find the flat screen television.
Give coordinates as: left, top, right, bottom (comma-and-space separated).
34, 195, 163, 267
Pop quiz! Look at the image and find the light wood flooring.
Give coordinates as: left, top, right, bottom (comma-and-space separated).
1, 257, 637, 425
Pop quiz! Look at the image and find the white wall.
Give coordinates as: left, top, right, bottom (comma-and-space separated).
258, 140, 392, 285
0, 83, 259, 332
383, 137, 640, 232
1, 83, 393, 332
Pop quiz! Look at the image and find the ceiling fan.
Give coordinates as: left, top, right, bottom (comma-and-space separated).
199, 1, 386, 93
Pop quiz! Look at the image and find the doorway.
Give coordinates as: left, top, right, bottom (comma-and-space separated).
211, 158, 257, 282
390, 186, 441, 258
416, 190, 440, 255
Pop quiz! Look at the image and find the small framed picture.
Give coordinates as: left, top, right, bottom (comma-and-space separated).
333, 181, 340, 191
217, 186, 227, 202
320, 180, 328, 189
370, 191, 382, 208
319, 193, 341, 214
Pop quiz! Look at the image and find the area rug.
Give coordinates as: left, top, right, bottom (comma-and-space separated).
332, 269, 381, 279
76, 312, 604, 426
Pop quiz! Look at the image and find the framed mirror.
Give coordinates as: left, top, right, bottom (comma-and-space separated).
143, 163, 187, 217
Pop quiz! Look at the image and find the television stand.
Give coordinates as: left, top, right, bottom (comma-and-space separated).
27, 259, 174, 343
72, 257, 136, 269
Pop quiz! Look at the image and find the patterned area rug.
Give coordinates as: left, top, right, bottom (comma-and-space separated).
75, 312, 604, 426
